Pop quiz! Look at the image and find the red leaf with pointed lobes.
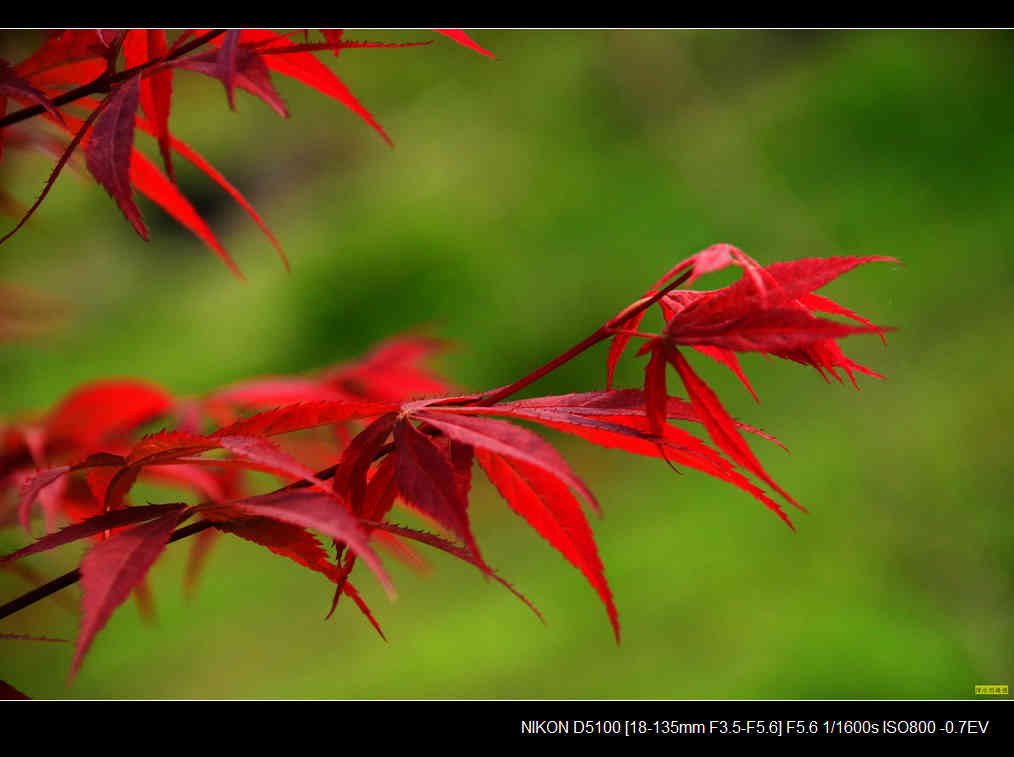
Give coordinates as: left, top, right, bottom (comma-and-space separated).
86, 75, 148, 239
799, 292, 889, 345
477, 450, 619, 641
521, 410, 796, 529
173, 44, 288, 117
214, 490, 395, 600
72, 508, 189, 679
414, 410, 600, 516
678, 256, 898, 327
200, 29, 390, 145
23, 104, 245, 276
690, 345, 759, 402
455, 400, 787, 516
668, 346, 800, 523
441, 390, 786, 450
393, 418, 482, 564
667, 307, 889, 354
433, 30, 496, 59
216, 516, 343, 582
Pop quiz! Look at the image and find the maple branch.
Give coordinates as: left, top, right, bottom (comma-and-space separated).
474, 271, 693, 406
0, 270, 689, 622
0, 30, 226, 131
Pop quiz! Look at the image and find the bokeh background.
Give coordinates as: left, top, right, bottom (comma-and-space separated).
1, 29, 1011, 699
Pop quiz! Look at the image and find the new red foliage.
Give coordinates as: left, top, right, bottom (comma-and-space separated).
0, 29, 491, 276
1, 245, 896, 683
0, 30, 899, 696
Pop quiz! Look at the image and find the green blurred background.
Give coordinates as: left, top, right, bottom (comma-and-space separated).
1, 29, 1011, 699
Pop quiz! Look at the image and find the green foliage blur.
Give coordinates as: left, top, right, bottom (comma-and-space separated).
1, 29, 1011, 699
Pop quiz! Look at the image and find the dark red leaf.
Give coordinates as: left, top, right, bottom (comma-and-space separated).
0, 680, 30, 699
393, 417, 480, 561
202, 29, 389, 144
217, 30, 242, 109
173, 44, 288, 117
72, 508, 189, 678
413, 410, 600, 515
215, 516, 342, 582
332, 413, 398, 514
86, 75, 148, 239
217, 490, 394, 599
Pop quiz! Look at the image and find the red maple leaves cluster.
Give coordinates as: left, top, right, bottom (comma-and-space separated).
0, 30, 899, 694
1, 247, 896, 681
0, 29, 493, 278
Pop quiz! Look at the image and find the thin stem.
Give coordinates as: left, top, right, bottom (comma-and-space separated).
475, 271, 692, 406
0, 30, 226, 131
